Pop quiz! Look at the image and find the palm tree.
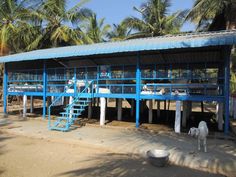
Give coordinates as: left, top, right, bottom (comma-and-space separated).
30, 0, 92, 49
107, 22, 132, 41
123, 0, 187, 38
186, 0, 236, 31
0, 0, 41, 53
80, 12, 111, 43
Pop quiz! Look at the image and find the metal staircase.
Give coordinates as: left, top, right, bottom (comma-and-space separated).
48, 81, 94, 131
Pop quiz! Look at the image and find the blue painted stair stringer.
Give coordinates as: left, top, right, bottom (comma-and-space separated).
48, 81, 94, 131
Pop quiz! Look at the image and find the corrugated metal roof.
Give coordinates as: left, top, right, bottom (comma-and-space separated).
1, 30, 236, 63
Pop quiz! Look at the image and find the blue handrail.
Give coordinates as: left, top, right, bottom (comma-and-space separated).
65, 80, 95, 113
48, 83, 74, 128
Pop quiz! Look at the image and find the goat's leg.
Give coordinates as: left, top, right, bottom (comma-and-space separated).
203, 138, 207, 153
198, 138, 201, 151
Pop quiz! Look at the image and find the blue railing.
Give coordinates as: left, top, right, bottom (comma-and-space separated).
7, 64, 224, 99
48, 83, 74, 128
63, 80, 95, 128
141, 83, 224, 96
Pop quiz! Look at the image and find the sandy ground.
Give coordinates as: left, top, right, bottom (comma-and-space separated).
0, 133, 224, 177
0, 99, 232, 177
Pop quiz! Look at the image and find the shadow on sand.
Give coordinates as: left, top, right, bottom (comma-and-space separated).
56, 153, 224, 177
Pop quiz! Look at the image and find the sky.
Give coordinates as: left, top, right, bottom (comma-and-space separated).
68, 0, 196, 32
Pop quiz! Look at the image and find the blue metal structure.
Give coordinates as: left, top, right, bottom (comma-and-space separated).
0, 30, 236, 63
48, 81, 94, 131
3, 63, 8, 114
43, 62, 47, 118
1, 30, 236, 133
224, 47, 231, 133
136, 53, 141, 128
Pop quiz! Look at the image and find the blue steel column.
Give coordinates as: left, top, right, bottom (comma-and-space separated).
136, 53, 141, 128
3, 63, 8, 115
224, 47, 231, 134
74, 67, 77, 96
43, 61, 47, 118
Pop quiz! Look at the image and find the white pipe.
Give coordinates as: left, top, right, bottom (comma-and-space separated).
175, 101, 181, 133
118, 99, 122, 121
148, 100, 153, 123
23, 95, 27, 118
30, 96, 34, 113
69, 96, 73, 119
62, 96, 64, 106
216, 103, 223, 131
100, 97, 106, 126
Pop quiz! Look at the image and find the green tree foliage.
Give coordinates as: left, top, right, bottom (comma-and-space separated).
80, 12, 111, 43
123, 0, 187, 38
0, 0, 41, 53
29, 0, 92, 49
107, 22, 131, 41
186, 0, 236, 31
0, 0, 94, 53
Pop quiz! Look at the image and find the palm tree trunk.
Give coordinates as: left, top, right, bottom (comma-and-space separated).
209, 12, 226, 31
226, 2, 236, 30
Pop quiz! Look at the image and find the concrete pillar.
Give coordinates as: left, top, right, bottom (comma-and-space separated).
23, 95, 27, 118
88, 101, 92, 119
175, 101, 181, 133
118, 98, 122, 121
156, 100, 160, 118
216, 103, 223, 131
148, 100, 153, 123
69, 96, 73, 119
182, 101, 188, 127
100, 97, 106, 126
62, 96, 64, 106
30, 96, 34, 113
131, 99, 135, 117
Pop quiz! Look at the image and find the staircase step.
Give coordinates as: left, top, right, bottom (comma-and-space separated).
66, 103, 88, 108
56, 117, 78, 120
73, 104, 89, 107
77, 100, 91, 103
50, 126, 68, 131
64, 108, 85, 111
49, 82, 93, 131
60, 112, 81, 116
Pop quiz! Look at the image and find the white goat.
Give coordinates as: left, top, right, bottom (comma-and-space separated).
188, 121, 209, 152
